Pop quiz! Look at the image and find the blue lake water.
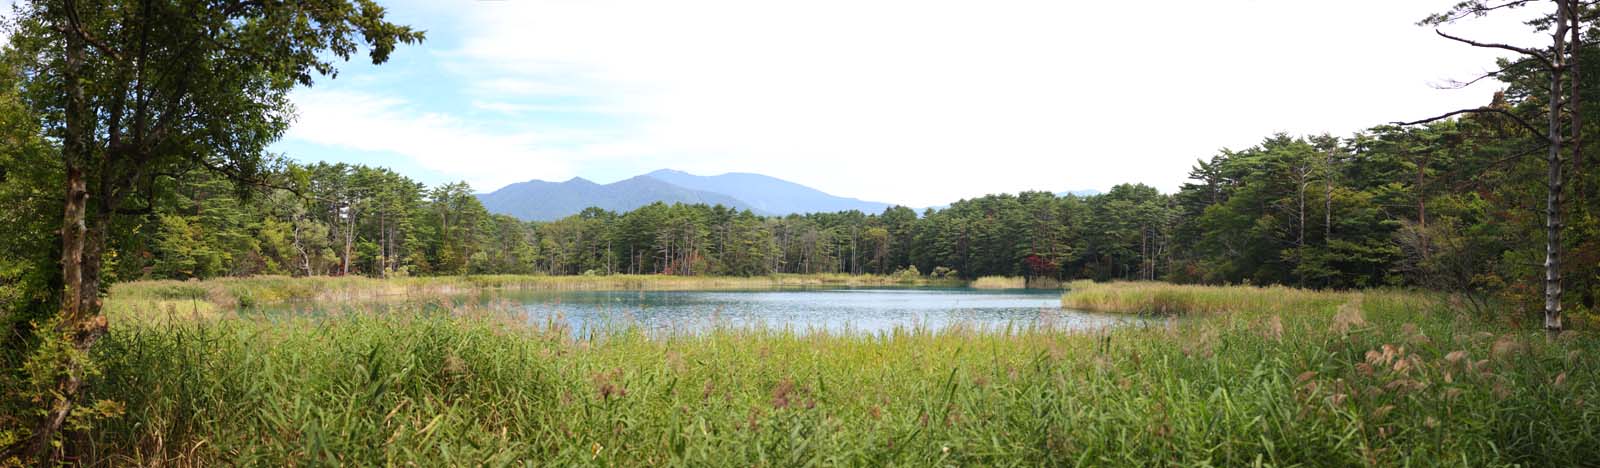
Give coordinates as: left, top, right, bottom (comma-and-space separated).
490, 287, 1138, 336
265, 287, 1142, 336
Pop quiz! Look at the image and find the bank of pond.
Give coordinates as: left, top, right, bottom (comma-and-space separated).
39, 277, 1600, 465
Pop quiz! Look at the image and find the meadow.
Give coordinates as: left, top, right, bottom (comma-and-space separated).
46, 278, 1600, 465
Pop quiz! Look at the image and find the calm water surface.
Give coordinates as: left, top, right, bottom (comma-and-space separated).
487, 287, 1138, 336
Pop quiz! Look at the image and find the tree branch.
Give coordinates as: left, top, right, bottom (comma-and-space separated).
1432, 57, 1535, 89
1430, 0, 1541, 24
1449, 141, 1551, 192
1392, 107, 1546, 140
1435, 29, 1553, 69
58, 0, 125, 61
183, 153, 311, 200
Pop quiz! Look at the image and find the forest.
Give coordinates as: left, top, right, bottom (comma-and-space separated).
6, 96, 1594, 317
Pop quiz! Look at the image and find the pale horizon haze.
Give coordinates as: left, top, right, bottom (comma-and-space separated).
255, 0, 1543, 207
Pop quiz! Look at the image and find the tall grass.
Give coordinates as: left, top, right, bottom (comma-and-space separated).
969, 276, 1025, 289
58, 280, 1600, 465
1062, 281, 1367, 315
109, 274, 962, 313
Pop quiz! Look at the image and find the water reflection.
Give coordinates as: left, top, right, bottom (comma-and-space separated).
495, 287, 1140, 337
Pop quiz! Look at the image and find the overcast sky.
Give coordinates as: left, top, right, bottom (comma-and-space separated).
267, 0, 1544, 207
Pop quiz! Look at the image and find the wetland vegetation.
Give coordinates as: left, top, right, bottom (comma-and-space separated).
2, 0, 1598, 464
27, 280, 1598, 466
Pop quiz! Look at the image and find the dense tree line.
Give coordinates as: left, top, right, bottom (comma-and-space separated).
13, 88, 1598, 320
2, 2, 1591, 328
4, 77, 1597, 324
49, 89, 1593, 319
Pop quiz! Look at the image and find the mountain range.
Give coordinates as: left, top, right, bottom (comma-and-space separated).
477, 169, 1097, 221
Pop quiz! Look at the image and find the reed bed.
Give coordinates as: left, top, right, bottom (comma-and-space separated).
110, 274, 962, 312
1061, 281, 1364, 316
969, 276, 1026, 289
55, 280, 1600, 465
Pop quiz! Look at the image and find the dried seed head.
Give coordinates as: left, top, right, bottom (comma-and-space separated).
1371, 405, 1395, 420
443, 353, 467, 377
1331, 301, 1366, 334
1491, 336, 1524, 359
771, 378, 798, 409
1261, 316, 1285, 341
1493, 381, 1511, 400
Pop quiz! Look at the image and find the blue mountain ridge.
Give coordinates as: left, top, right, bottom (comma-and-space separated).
476, 169, 1100, 221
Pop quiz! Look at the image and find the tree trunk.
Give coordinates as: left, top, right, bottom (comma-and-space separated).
292, 218, 312, 276
1417, 152, 1430, 260
1569, 0, 1585, 198
1543, 1, 1569, 333
1298, 171, 1308, 286
30, 16, 107, 458
342, 207, 354, 276
1325, 151, 1333, 241
32, 165, 91, 459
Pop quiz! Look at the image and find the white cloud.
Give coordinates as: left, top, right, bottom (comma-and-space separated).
290, 0, 1546, 207
285, 88, 577, 191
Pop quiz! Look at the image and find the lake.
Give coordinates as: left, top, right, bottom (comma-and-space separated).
474, 287, 1139, 336
265, 286, 1141, 336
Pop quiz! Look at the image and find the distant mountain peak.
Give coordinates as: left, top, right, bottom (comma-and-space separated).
641, 169, 893, 216
478, 169, 898, 221
477, 174, 754, 221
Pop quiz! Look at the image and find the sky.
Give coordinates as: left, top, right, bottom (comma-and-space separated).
268, 0, 1544, 208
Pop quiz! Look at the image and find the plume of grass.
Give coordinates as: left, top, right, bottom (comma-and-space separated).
969, 276, 1026, 289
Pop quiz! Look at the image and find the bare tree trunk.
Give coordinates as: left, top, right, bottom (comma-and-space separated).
1298, 170, 1308, 286
1571, 0, 1586, 198
342, 206, 354, 276
379, 213, 388, 277
292, 218, 312, 276
1417, 151, 1430, 260
1325, 149, 1333, 241
1543, 0, 1572, 333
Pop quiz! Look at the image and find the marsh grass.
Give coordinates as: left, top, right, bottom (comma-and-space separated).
109, 274, 961, 315
1061, 281, 1362, 316
59, 280, 1600, 465
970, 276, 1026, 289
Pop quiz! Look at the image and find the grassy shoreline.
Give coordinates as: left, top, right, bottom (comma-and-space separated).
27, 280, 1600, 465
106, 273, 964, 318
1060, 281, 1385, 316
